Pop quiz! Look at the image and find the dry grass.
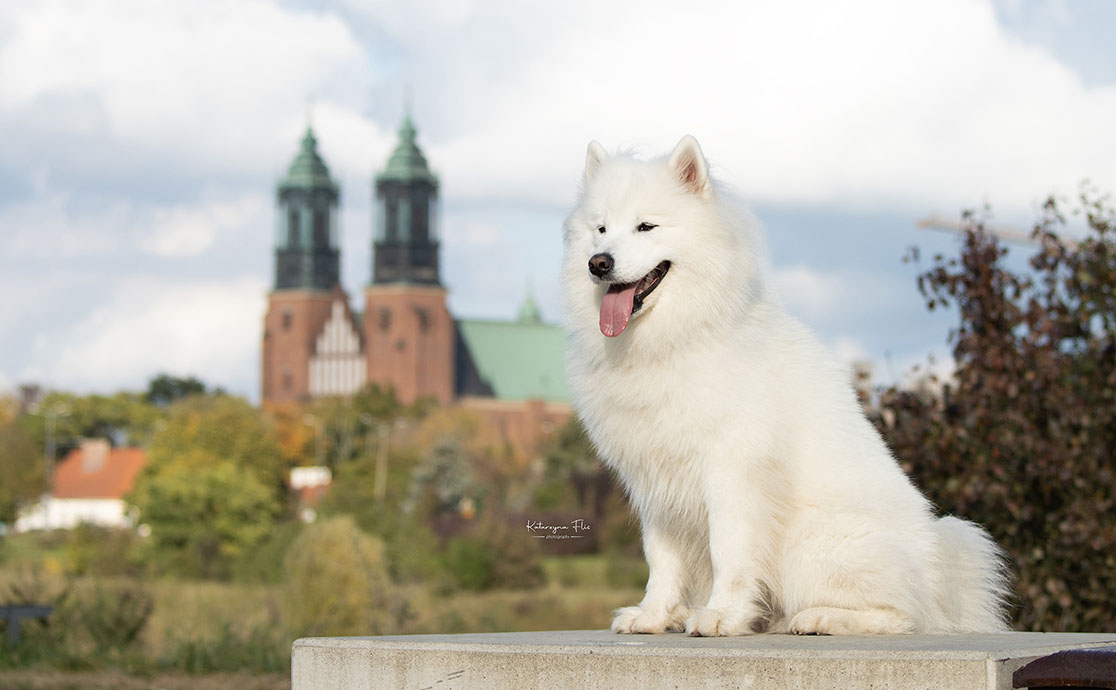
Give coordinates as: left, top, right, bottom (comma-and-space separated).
142, 578, 282, 654
0, 670, 288, 690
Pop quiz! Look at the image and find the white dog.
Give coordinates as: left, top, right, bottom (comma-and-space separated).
561, 136, 1009, 636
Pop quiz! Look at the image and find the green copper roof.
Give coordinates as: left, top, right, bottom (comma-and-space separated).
457, 317, 568, 402
279, 127, 338, 192
376, 114, 438, 185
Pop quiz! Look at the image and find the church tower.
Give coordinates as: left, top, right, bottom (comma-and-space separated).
363, 115, 456, 404
261, 127, 343, 404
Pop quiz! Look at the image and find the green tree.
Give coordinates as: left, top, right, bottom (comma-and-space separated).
878, 189, 1116, 632
129, 461, 279, 578
0, 398, 43, 524
22, 391, 163, 452
302, 383, 412, 469
283, 515, 405, 636
147, 395, 286, 496
404, 436, 478, 517
144, 373, 210, 407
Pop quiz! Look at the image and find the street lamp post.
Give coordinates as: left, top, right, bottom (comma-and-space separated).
301, 414, 325, 467
361, 415, 406, 503
36, 402, 69, 528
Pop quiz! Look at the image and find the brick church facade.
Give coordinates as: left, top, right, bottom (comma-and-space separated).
261, 118, 569, 455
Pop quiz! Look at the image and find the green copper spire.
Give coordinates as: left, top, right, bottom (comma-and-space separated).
518, 289, 542, 325
274, 126, 340, 291
376, 114, 438, 185
279, 127, 338, 193
372, 111, 441, 285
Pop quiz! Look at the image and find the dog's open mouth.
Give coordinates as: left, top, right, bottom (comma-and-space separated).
599, 261, 671, 337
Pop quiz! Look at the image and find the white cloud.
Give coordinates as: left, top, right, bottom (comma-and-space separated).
773, 265, 848, 322
28, 277, 267, 396
139, 196, 265, 258
361, 0, 1116, 214
2, 0, 1113, 398
0, 189, 268, 259
0, 0, 371, 179
832, 336, 871, 365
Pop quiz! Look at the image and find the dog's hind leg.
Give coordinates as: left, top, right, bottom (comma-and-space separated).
788, 606, 916, 635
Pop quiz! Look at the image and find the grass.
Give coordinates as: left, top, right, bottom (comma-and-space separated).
0, 670, 289, 690
0, 550, 646, 688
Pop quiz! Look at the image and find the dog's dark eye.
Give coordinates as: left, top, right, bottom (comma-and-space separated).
637, 222, 657, 232
597, 225, 606, 234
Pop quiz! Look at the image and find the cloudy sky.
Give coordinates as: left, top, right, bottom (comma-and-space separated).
2, 0, 1114, 400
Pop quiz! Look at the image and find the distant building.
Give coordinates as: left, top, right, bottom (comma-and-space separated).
261, 116, 570, 455
289, 465, 332, 523
14, 439, 145, 531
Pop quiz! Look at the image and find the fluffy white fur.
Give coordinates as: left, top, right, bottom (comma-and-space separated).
562, 136, 1010, 636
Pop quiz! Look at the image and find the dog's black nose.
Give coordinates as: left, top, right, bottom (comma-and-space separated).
588, 253, 614, 277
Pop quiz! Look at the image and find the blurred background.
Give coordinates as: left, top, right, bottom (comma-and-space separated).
1, 1, 1114, 687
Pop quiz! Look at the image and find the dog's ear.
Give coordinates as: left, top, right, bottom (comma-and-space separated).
585, 140, 608, 180
669, 135, 712, 199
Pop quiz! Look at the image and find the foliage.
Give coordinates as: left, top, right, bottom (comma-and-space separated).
267, 384, 412, 468
384, 519, 451, 587
0, 569, 151, 668
443, 518, 545, 591
404, 436, 479, 517
444, 537, 492, 591
282, 515, 409, 637
129, 461, 279, 579
878, 189, 1116, 632
145, 395, 286, 497
229, 519, 304, 585
72, 583, 154, 657
537, 415, 614, 518
145, 373, 211, 408
164, 622, 285, 674
60, 525, 142, 577
407, 407, 526, 507
22, 391, 163, 452
0, 399, 44, 524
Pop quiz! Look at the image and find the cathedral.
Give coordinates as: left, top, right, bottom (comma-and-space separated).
261, 116, 570, 454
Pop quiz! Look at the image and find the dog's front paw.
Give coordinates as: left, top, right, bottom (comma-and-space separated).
611, 605, 687, 634
685, 606, 758, 636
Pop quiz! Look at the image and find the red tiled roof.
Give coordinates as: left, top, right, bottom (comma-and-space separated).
52, 445, 147, 499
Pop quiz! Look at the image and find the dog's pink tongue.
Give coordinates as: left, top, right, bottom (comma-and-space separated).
600, 284, 636, 337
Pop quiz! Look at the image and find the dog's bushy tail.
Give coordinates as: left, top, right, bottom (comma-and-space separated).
933, 516, 1012, 632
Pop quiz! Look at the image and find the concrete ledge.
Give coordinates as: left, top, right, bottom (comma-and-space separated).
292, 630, 1116, 690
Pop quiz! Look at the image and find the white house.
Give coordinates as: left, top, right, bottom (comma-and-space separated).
14, 439, 146, 531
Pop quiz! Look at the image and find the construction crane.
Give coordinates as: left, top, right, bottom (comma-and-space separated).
916, 214, 1079, 250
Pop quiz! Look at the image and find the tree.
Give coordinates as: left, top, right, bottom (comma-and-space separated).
403, 436, 478, 517
146, 395, 287, 496
22, 391, 163, 452
144, 373, 209, 407
0, 397, 43, 524
129, 460, 279, 578
537, 415, 613, 518
877, 189, 1116, 631
266, 383, 410, 469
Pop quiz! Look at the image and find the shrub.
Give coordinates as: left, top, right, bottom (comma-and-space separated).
61, 524, 142, 577
283, 515, 408, 636
0, 570, 152, 669
164, 622, 286, 674
230, 520, 304, 585
445, 537, 492, 591
443, 518, 544, 592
